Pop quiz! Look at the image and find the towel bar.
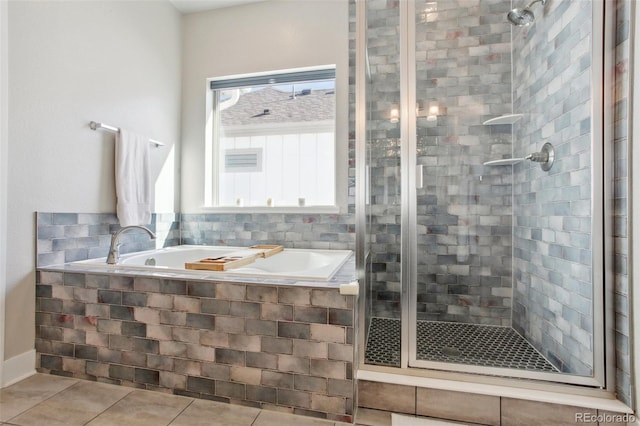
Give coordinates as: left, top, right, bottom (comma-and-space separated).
89, 121, 165, 147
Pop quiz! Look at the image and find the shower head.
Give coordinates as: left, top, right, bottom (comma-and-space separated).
507, 7, 535, 26
507, 0, 546, 26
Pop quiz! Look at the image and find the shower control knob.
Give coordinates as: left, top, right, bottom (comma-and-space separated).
525, 142, 555, 171
525, 151, 548, 162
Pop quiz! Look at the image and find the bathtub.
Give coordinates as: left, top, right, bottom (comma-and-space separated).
71, 245, 352, 281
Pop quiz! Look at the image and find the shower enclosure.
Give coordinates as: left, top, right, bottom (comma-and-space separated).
356, 0, 608, 387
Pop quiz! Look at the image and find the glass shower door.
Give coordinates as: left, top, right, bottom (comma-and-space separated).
407, 0, 604, 386
409, 0, 515, 368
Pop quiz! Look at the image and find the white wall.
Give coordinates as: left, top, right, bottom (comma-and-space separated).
180, 0, 349, 212
633, 1, 639, 416
4, 0, 181, 365
0, 0, 8, 385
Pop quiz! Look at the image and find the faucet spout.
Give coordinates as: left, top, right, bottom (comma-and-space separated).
106, 225, 156, 265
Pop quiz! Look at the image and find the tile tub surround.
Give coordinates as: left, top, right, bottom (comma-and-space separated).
36, 212, 180, 267
36, 211, 356, 267
34, 270, 356, 422
180, 213, 356, 251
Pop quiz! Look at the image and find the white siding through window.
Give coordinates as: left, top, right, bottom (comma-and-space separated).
219, 132, 334, 207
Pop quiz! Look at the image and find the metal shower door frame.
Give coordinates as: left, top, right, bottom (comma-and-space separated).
397, 0, 610, 388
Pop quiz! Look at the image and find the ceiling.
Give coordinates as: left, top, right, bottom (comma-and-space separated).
169, 0, 268, 14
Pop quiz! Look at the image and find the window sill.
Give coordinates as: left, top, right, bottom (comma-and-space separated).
199, 205, 341, 214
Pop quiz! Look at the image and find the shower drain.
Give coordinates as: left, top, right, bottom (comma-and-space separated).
365, 317, 558, 372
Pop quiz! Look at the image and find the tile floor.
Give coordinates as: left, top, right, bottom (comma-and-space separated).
0, 374, 471, 426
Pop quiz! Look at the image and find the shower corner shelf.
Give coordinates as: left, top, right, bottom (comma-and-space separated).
482, 113, 523, 126
483, 158, 523, 166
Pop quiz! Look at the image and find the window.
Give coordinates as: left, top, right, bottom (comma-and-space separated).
207, 67, 336, 208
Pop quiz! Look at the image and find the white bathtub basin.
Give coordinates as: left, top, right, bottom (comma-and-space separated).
71, 245, 352, 281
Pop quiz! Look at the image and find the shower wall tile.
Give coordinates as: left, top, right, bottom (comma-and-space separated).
36, 213, 181, 267
511, 0, 594, 375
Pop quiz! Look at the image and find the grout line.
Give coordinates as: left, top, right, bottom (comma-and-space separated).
80, 382, 136, 425
166, 398, 196, 425
250, 409, 260, 425
249, 405, 261, 425
5, 375, 80, 423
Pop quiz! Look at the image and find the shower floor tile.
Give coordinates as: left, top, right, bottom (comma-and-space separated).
365, 317, 558, 372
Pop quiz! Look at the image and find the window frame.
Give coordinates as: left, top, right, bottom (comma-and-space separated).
204, 66, 339, 213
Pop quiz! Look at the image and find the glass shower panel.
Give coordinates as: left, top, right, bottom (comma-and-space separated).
363, 0, 403, 367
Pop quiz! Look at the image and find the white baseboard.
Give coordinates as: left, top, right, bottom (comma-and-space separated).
2, 349, 36, 387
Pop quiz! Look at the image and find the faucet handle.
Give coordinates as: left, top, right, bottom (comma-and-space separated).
107, 225, 155, 265
524, 142, 555, 171
525, 151, 548, 162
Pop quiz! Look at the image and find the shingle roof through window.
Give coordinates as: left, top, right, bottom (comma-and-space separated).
221, 87, 335, 126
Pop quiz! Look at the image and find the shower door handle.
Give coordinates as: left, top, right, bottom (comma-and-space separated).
416, 164, 424, 189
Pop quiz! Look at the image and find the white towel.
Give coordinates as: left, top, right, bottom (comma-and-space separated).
115, 129, 151, 226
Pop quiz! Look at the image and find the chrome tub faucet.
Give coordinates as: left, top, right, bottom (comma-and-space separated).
106, 225, 156, 265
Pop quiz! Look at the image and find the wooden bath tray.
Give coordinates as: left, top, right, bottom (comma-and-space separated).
249, 244, 284, 258
185, 245, 283, 271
